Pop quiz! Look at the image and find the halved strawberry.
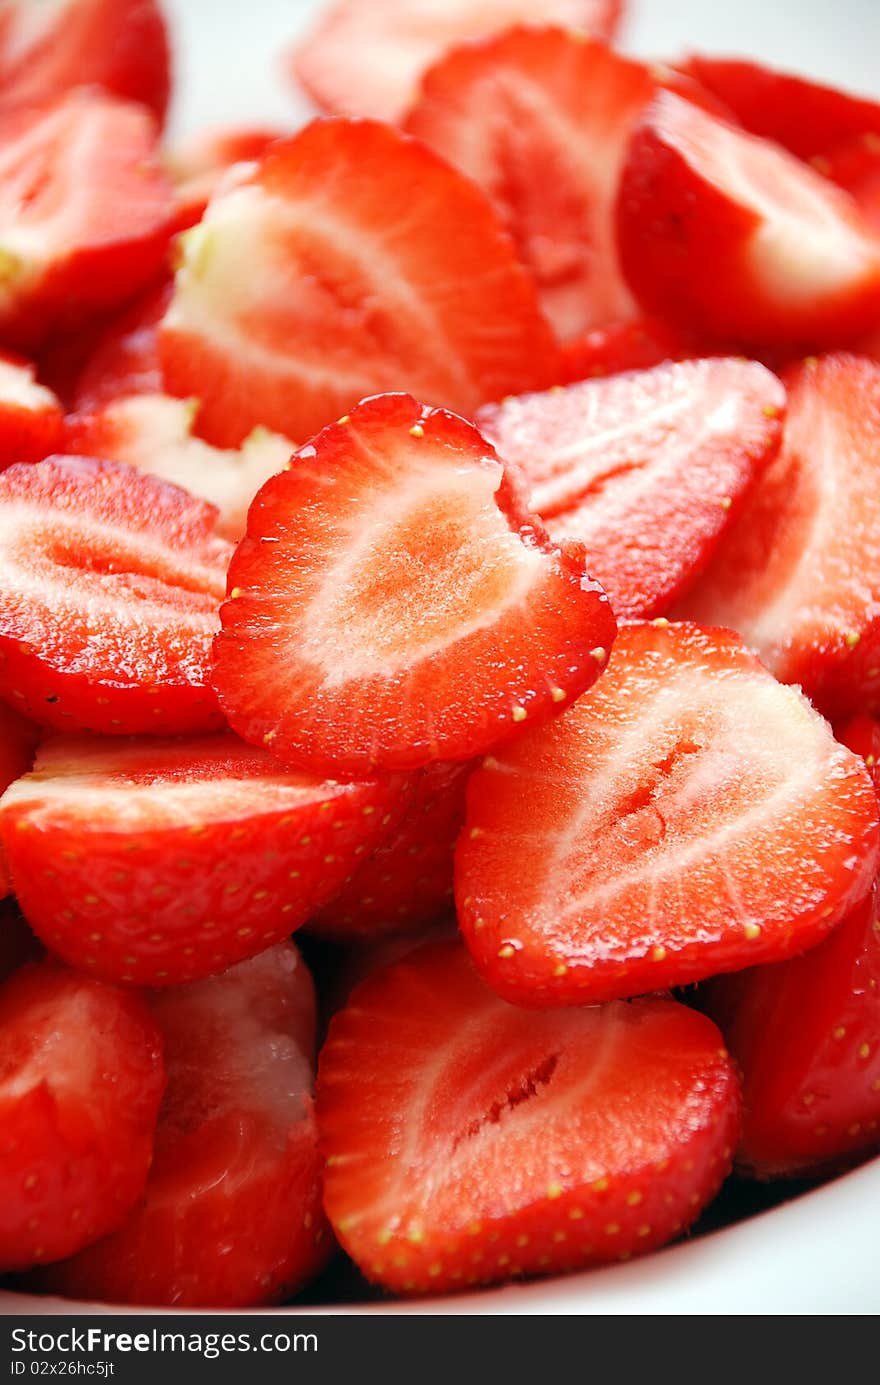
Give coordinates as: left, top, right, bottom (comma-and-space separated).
311, 760, 472, 940
0, 352, 62, 469
476, 358, 785, 617
318, 939, 741, 1295
213, 394, 616, 776
456, 620, 879, 1007
557, 317, 701, 384
0, 731, 406, 986
65, 394, 294, 541
158, 118, 558, 447
0, 455, 232, 735
0, 0, 171, 124
617, 91, 880, 349
168, 125, 287, 229
0, 699, 39, 897
290, 0, 622, 124
817, 133, 880, 233
703, 884, 880, 1179
678, 354, 880, 721
0, 961, 164, 1272
42, 943, 330, 1308
679, 56, 880, 162
839, 715, 880, 797
71, 282, 170, 414
0, 90, 175, 351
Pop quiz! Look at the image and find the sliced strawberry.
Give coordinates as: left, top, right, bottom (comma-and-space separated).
168, 125, 287, 229
839, 715, 880, 797
0, 731, 406, 986
290, 0, 622, 124
0, 961, 164, 1271
0, 455, 232, 735
0, 90, 175, 351
703, 884, 880, 1178
0, 698, 39, 897
71, 282, 170, 413
817, 133, 880, 233
617, 92, 880, 350
318, 939, 740, 1295
0, 0, 171, 124
476, 358, 785, 617
65, 395, 294, 541
42, 943, 330, 1307
557, 317, 701, 384
679, 56, 880, 163
158, 118, 558, 448
311, 760, 472, 940
0, 352, 62, 469
456, 620, 880, 1007
678, 354, 880, 721
213, 394, 616, 776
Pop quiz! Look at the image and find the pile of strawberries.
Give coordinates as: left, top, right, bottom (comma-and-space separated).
1, 0, 880, 1310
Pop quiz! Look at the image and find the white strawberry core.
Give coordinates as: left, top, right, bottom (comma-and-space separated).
0, 355, 57, 411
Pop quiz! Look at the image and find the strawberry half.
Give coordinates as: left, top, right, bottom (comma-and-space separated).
71, 282, 170, 413
290, 0, 622, 124
617, 91, 880, 349
65, 394, 294, 541
318, 939, 741, 1295
168, 125, 288, 229
456, 620, 880, 1007
818, 133, 880, 233
0, 0, 171, 125
0, 731, 406, 986
557, 317, 701, 385
0, 961, 164, 1272
0, 699, 39, 897
679, 56, 880, 163
703, 884, 880, 1179
0, 90, 175, 350
839, 715, 880, 797
158, 118, 558, 447
311, 759, 473, 940
213, 393, 616, 776
476, 358, 785, 617
406, 30, 654, 341
42, 943, 330, 1308
0, 353, 62, 469
0, 455, 232, 735
678, 354, 880, 721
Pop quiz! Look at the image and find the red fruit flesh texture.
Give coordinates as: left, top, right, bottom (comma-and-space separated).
839, 715, 880, 797
213, 393, 616, 776
0, 732, 408, 986
456, 620, 880, 1007
64, 394, 294, 542
703, 884, 880, 1178
678, 354, 880, 721
406, 31, 654, 342
817, 134, 880, 233
0, 962, 164, 1271
557, 317, 703, 384
0, 91, 176, 351
42, 944, 330, 1308
0, 698, 39, 896
318, 939, 741, 1295
0, 353, 63, 470
477, 358, 785, 618
72, 282, 171, 413
616, 92, 880, 350
679, 56, 880, 162
311, 759, 473, 940
0, 455, 232, 735
158, 118, 559, 448
0, 0, 171, 124
290, 0, 622, 124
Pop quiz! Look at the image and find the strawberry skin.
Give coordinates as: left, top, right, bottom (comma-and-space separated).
476, 357, 785, 617
311, 759, 473, 940
617, 92, 880, 350
42, 944, 330, 1308
703, 884, 880, 1179
159, 118, 558, 448
0, 731, 407, 986
213, 393, 616, 776
839, 714, 880, 797
557, 317, 702, 385
0, 699, 39, 897
679, 354, 880, 721
318, 939, 741, 1295
290, 0, 622, 124
0, 455, 232, 736
0, 353, 63, 470
457, 620, 880, 1006
0, 961, 165, 1272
